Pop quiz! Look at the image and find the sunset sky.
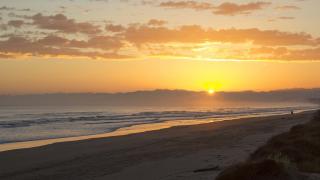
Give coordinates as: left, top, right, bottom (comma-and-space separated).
0, 0, 320, 94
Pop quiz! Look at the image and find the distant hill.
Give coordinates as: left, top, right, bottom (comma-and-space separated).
0, 89, 320, 106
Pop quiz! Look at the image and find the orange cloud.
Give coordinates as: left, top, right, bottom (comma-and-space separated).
122, 24, 317, 46
283, 47, 320, 60
7, 20, 24, 28
158, 1, 271, 16
1, 11, 320, 61
249, 47, 320, 61
37, 35, 123, 50
31, 13, 102, 34
105, 24, 125, 32
0, 35, 128, 59
276, 5, 300, 10
0, 53, 14, 58
213, 2, 271, 16
159, 1, 214, 10
147, 19, 167, 26
148, 45, 320, 61
278, 16, 295, 20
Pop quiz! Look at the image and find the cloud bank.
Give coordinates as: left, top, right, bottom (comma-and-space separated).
0, 0, 318, 61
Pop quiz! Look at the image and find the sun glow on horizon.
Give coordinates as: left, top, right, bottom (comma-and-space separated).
208, 89, 215, 95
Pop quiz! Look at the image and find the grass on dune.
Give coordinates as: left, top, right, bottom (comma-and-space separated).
216, 110, 320, 180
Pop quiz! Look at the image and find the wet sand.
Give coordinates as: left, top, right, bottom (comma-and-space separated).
0, 111, 315, 180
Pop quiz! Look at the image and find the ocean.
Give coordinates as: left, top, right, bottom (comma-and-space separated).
0, 104, 318, 144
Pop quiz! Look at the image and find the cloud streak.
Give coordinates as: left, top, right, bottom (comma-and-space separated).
122, 24, 317, 46
158, 1, 271, 16
213, 2, 271, 16
276, 5, 300, 10
159, 1, 214, 10
7, 20, 24, 28
31, 13, 102, 34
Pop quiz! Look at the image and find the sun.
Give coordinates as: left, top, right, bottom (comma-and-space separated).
208, 89, 215, 95
204, 81, 221, 95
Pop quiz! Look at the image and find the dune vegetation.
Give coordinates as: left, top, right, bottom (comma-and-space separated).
216, 110, 320, 180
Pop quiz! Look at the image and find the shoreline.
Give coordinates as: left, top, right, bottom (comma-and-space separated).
0, 110, 316, 180
0, 119, 212, 152
0, 110, 312, 153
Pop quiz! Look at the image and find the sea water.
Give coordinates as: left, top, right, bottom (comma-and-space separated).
0, 104, 318, 144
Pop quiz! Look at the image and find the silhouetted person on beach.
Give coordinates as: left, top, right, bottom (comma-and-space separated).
291, 110, 294, 115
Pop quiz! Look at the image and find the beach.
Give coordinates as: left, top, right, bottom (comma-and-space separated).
0, 111, 315, 180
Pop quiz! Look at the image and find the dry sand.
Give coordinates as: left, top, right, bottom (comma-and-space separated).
0, 111, 315, 180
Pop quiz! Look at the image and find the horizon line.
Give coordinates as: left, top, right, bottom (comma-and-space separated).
1, 87, 320, 96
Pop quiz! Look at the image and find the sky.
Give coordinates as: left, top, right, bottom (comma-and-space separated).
0, 0, 320, 94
